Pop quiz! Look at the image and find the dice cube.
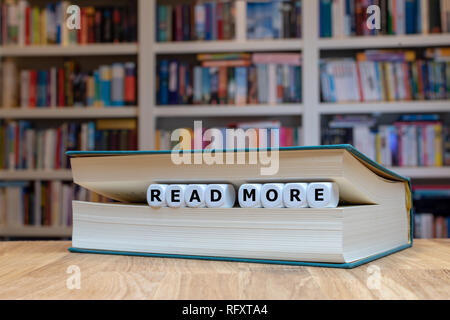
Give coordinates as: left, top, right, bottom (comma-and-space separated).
283, 183, 308, 208
238, 184, 262, 208
146, 184, 168, 207
261, 183, 285, 208
185, 184, 207, 208
306, 182, 339, 208
166, 184, 187, 208
205, 184, 236, 208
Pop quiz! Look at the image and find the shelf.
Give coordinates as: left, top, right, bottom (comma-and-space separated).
0, 107, 138, 119
0, 170, 72, 180
318, 101, 450, 114
0, 43, 138, 56
0, 226, 72, 237
388, 167, 450, 179
318, 34, 450, 49
154, 104, 303, 117
154, 39, 302, 54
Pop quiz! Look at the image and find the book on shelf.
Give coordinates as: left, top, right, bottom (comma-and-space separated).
320, 48, 450, 103
0, 181, 109, 228
67, 145, 412, 268
413, 185, 450, 238
322, 114, 449, 167
0, 119, 138, 170
1, 59, 136, 108
319, 0, 450, 38
156, 0, 235, 42
247, 0, 302, 39
155, 120, 302, 151
0, 0, 137, 46
157, 52, 302, 105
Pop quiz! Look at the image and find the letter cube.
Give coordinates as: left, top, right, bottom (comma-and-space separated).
261, 183, 285, 208
205, 184, 235, 208
283, 183, 308, 208
238, 184, 262, 208
306, 182, 339, 208
147, 184, 168, 207
185, 184, 207, 208
166, 184, 187, 208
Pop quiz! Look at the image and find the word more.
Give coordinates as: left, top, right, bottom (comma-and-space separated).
147, 182, 339, 209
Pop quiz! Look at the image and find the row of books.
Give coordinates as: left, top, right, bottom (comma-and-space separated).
0, 0, 137, 46
156, 1, 234, 42
414, 214, 450, 238
1, 59, 137, 108
319, 0, 450, 37
157, 52, 302, 105
0, 181, 109, 228
320, 49, 450, 102
413, 185, 450, 238
155, 121, 303, 150
322, 114, 450, 167
247, 0, 302, 39
0, 119, 138, 170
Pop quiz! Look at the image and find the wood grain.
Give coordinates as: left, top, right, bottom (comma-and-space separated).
0, 240, 448, 299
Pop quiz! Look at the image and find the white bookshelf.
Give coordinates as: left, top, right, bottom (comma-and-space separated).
1, 0, 450, 238
0, 170, 72, 180
0, 107, 138, 119
0, 43, 138, 56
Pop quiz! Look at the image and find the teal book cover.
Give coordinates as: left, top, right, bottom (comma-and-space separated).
67, 145, 413, 269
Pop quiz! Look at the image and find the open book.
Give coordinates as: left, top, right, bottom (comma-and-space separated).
68, 145, 412, 268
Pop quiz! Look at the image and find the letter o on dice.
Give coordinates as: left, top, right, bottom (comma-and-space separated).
205, 184, 235, 208
283, 183, 308, 208
261, 183, 285, 208
166, 184, 187, 208
306, 182, 339, 208
147, 184, 168, 207
185, 184, 207, 208
238, 184, 262, 208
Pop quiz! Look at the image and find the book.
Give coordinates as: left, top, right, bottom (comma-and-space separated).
157, 1, 235, 42
0, 1, 137, 45
67, 145, 412, 268
1, 59, 136, 108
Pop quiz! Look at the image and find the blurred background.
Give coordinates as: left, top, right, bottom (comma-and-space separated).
0, 0, 449, 240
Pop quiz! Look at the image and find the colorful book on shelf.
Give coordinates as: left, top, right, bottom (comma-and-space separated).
1, 59, 136, 108
67, 145, 412, 268
0, 1, 137, 45
157, 52, 302, 105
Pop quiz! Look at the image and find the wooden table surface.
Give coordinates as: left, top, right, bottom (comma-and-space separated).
0, 239, 448, 299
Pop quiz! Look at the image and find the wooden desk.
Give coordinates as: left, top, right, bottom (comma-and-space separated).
0, 239, 448, 299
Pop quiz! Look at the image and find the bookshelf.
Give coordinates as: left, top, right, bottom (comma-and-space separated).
1, 0, 449, 238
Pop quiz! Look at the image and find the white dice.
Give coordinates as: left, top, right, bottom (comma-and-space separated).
185, 184, 207, 208
261, 183, 285, 208
147, 182, 339, 209
205, 184, 236, 208
306, 182, 339, 208
166, 184, 187, 208
283, 183, 308, 208
147, 184, 168, 207
238, 184, 262, 208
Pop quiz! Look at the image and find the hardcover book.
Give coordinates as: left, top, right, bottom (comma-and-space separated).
68, 145, 413, 268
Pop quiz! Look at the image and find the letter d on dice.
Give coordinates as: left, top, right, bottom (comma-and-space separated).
306, 182, 339, 208
147, 184, 167, 207
205, 184, 235, 208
